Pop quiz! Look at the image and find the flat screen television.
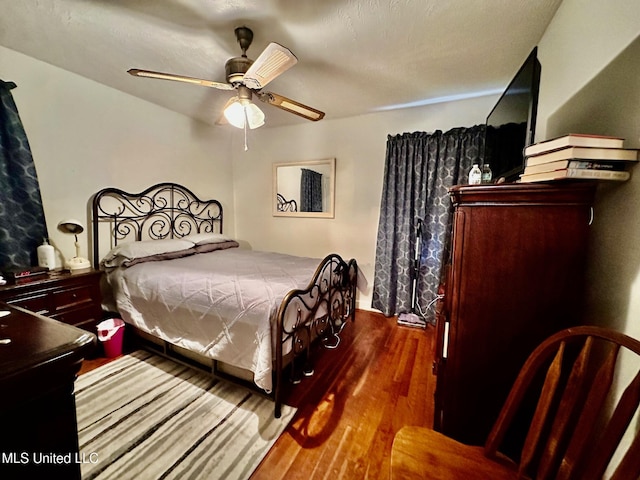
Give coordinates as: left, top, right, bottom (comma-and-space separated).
484, 47, 541, 182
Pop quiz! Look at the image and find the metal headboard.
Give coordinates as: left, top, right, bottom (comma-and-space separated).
276, 193, 298, 212
91, 182, 223, 268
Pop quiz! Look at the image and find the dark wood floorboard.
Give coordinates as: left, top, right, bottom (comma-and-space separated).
79, 310, 436, 480
252, 310, 435, 480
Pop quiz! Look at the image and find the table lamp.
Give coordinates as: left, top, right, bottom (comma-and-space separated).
57, 219, 91, 270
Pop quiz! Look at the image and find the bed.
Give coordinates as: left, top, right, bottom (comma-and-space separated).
91, 182, 358, 417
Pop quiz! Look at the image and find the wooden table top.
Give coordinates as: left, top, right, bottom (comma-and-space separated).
0, 303, 96, 396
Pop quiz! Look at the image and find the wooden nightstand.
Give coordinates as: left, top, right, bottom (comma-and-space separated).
0, 269, 103, 332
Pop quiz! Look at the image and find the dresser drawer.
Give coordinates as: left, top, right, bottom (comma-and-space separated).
51, 305, 101, 331
52, 284, 96, 312
6, 293, 49, 315
0, 269, 103, 330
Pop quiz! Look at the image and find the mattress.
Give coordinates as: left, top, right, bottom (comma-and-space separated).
103, 247, 321, 392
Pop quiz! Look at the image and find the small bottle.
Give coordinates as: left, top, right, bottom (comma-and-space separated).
468, 164, 482, 185
481, 164, 493, 184
37, 238, 55, 269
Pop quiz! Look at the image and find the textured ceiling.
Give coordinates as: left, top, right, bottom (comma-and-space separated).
0, 0, 563, 128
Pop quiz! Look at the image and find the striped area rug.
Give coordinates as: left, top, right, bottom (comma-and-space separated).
75, 350, 296, 480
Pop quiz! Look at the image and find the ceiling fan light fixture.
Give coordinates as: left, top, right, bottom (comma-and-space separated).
223, 97, 265, 129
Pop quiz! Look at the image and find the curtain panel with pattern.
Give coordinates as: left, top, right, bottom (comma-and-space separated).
300, 168, 323, 212
0, 80, 48, 270
372, 126, 485, 317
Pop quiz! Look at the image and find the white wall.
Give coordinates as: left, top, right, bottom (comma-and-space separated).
536, 0, 640, 472
536, 0, 640, 143
229, 96, 495, 309
0, 46, 235, 267
538, 1, 640, 332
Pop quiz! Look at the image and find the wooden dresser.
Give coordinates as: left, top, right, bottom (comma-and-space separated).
0, 304, 96, 479
0, 269, 103, 332
433, 182, 595, 447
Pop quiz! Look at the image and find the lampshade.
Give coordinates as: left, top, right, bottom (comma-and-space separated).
223, 97, 265, 130
57, 219, 91, 271
57, 219, 84, 235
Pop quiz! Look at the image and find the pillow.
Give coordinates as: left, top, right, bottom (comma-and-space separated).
194, 240, 239, 253
101, 238, 195, 268
117, 247, 198, 268
182, 232, 234, 246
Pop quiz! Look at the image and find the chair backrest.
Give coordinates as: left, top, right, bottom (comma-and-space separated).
483, 326, 640, 480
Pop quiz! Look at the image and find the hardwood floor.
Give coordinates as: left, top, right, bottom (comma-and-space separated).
78, 353, 116, 375
252, 310, 435, 480
79, 310, 436, 479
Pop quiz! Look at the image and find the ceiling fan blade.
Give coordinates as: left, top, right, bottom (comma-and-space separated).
257, 91, 325, 121
128, 69, 234, 90
242, 43, 298, 89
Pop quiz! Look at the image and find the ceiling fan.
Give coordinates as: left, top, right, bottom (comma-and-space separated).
128, 26, 325, 131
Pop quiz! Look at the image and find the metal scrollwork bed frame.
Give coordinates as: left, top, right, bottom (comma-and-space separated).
276, 193, 298, 212
91, 182, 357, 417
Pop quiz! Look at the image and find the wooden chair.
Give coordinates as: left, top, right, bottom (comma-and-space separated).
391, 326, 640, 479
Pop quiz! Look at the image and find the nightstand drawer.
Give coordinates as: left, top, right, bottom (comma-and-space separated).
52, 285, 95, 312
6, 293, 49, 315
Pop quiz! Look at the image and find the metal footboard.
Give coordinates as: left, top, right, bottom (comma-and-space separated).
273, 253, 358, 417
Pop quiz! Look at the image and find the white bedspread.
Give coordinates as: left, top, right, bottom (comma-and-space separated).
104, 248, 321, 392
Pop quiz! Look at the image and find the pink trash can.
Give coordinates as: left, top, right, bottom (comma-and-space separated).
97, 318, 125, 358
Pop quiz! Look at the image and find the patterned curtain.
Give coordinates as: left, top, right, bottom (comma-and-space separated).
300, 168, 323, 212
0, 80, 48, 270
372, 126, 485, 317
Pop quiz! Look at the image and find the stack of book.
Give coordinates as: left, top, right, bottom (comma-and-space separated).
519, 134, 639, 183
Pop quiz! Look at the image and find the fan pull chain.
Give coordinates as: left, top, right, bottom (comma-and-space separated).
243, 107, 249, 151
